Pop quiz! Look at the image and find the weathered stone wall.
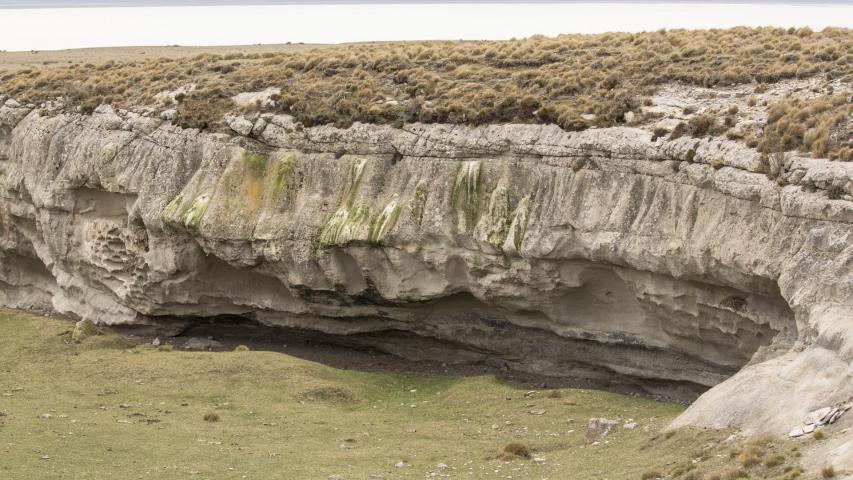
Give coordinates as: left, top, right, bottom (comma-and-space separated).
1, 99, 852, 467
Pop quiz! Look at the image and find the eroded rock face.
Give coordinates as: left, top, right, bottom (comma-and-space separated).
1, 100, 852, 466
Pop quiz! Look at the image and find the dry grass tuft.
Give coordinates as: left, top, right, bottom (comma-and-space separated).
234, 345, 250, 352
821, 465, 836, 478
203, 411, 220, 422
736, 442, 765, 468
758, 94, 852, 160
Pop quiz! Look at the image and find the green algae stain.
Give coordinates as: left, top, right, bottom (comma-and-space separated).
183, 194, 211, 230
162, 192, 210, 231
344, 158, 368, 208
483, 183, 511, 247
244, 151, 269, 178
368, 196, 402, 244
504, 196, 530, 254
271, 152, 296, 204
319, 203, 372, 248
451, 160, 482, 231
163, 194, 184, 221
317, 158, 372, 249
411, 183, 428, 226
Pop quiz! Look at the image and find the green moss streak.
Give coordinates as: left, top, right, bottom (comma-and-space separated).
368, 197, 402, 244
451, 160, 482, 230
183, 194, 211, 230
244, 151, 269, 178
319, 203, 372, 248
318, 158, 372, 249
505, 196, 530, 253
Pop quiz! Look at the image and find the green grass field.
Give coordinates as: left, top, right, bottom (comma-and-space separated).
0, 308, 810, 479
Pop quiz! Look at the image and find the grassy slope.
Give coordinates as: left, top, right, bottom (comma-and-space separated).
0, 308, 819, 479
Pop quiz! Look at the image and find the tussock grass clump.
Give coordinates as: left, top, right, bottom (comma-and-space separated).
203, 411, 220, 422
641, 470, 664, 479
821, 465, 836, 478
233, 344, 250, 352
736, 442, 765, 468
499, 442, 531, 460
813, 429, 826, 440
545, 390, 563, 399
764, 453, 786, 467
758, 94, 853, 160
1, 27, 850, 136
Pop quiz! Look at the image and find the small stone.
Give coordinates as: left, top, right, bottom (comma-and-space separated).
152, 337, 161, 347
39, 413, 53, 419
436, 463, 448, 469
40, 455, 50, 460
395, 461, 410, 468
586, 417, 618, 442
533, 457, 546, 464
328, 475, 346, 480
159, 109, 177, 121
528, 409, 546, 416
225, 114, 254, 136
805, 407, 832, 425
623, 422, 638, 430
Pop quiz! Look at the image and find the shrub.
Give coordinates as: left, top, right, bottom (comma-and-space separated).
687, 114, 719, 137
651, 127, 670, 141
500, 442, 531, 459
234, 345, 250, 352
764, 454, 785, 467
737, 443, 765, 468
641, 471, 663, 480
813, 429, 826, 440
822, 465, 835, 478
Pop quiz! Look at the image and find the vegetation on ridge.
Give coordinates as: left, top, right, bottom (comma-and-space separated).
1, 27, 851, 159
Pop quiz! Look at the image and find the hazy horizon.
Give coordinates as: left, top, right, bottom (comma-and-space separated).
1, 1, 851, 51
2, 0, 852, 6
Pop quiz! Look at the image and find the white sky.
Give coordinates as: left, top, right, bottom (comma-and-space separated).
0, 3, 851, 51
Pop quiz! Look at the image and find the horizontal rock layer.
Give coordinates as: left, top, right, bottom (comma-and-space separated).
1, 100, 852, 466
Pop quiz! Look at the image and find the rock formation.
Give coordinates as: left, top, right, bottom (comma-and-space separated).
1, 95, 852, 468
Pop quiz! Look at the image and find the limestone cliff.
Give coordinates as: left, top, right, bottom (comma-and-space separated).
1, 97, 852, 468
